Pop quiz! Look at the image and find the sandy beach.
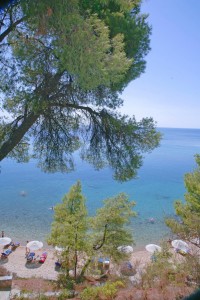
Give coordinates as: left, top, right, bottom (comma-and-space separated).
0, 245, 151, 280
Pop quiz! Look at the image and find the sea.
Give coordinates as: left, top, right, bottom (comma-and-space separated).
0, 127, 200, 250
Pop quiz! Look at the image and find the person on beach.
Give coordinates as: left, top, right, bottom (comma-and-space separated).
1, 230, 4, 237
25, 241, 30, 256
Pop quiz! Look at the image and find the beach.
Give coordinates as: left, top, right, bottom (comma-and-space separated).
0, 245, 151, 280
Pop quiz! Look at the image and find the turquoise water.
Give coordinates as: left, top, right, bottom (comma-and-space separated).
0, 127, 200, 250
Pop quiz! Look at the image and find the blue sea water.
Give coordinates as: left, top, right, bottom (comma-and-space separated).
0, 127, 200, 250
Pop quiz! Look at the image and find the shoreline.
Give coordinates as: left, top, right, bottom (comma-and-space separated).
1, 228, 167, 253
0, 245, 151, 280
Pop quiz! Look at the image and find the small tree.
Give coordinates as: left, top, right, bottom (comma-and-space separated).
91, 193, 136, 261
80, 193, 136, 278
166, 155, 200, 248
48, 181, 136, 283
47, 181, 88, 280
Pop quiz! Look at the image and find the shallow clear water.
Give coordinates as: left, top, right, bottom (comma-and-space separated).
0, 127, 200, 250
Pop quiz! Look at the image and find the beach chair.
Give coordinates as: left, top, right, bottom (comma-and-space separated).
1, 249, 12, 258
10, 242, 20, 250
39, 251, 47, 263
26, 252, 35, 262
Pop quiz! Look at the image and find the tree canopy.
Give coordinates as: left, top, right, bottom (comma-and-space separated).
0, 0, 161, 181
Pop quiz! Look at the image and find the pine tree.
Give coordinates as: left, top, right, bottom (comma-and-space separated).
0, 0, 161, 181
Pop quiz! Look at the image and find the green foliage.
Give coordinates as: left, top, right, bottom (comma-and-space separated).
141, 245, 184, 289
12, 293, 50, 300
48, 181, 88, 246
80, 280, 125, 300
91, 193, 136, 262
56, 273, 75, 290
80, 286, 99, 300
48, 181, 136, 283
165, 155, 200, 246
141, 240, 200, 292
24, 0, 133, 89
181, 254, 200, 286
47, 181, 88, 280
58, 288, 75, 299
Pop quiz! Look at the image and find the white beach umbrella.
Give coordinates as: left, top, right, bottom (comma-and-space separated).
171, 240, 189, 252
0, 237, 11, 246
145, 244, 162, 253
117, 245, 134, 254
26, 240, 43, 251
55, 246, 64, 252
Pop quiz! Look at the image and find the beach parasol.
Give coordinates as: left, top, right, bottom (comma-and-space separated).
26, 240, 43, 251
171, 240, 189, 252
117, 245, 134, 254
55, 246, 64, 252
145, 244, 162, 253
0, 237, 12, 246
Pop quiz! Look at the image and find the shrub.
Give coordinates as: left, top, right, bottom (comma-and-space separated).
56, 273, 75, 290
80, 280, 125, 300
58, 289, 76, 299
140, 241, 199, 300
80, 286, 99, 300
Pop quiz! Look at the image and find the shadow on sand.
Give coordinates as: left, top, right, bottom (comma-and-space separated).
0, 258, 8, 265
25, 261, 42, 269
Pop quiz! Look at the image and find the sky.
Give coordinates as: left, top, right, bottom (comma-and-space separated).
121, 0, 200, 129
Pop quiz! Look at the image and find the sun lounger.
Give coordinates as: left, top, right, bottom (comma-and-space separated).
39, 251, 47, 263
1, 249, 12, 258
10, 242, 20, 250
